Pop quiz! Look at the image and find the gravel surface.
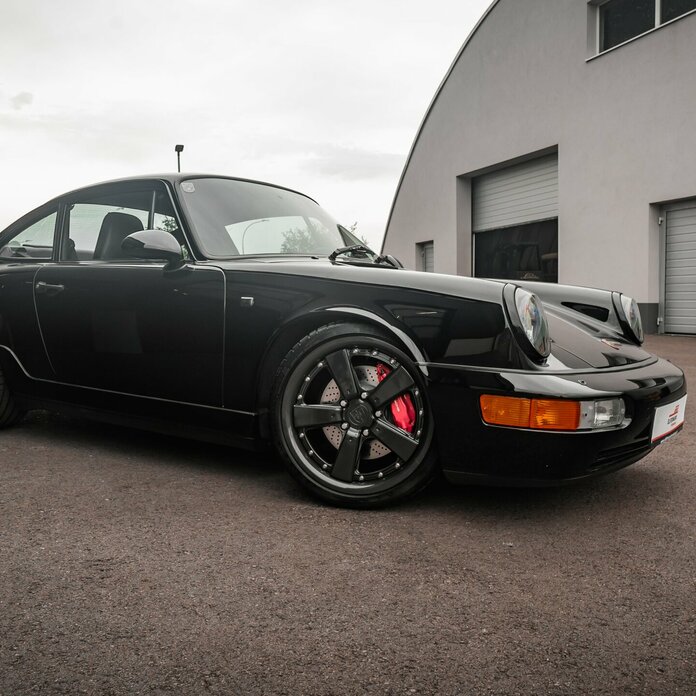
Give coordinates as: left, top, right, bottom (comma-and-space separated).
1, 335, 695, 695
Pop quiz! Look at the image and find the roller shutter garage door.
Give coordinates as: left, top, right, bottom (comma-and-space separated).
665, 203, 696, 334
472, 154, 558, 282
473, 154, 558, 232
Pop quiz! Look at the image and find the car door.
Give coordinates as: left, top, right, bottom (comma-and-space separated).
33, 181, 225, 407
0, 205, 60, 380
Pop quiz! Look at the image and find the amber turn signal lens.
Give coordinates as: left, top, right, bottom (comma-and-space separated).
530, 399, 580, 430
479, 395, 532, 427
480, 395, 580, 431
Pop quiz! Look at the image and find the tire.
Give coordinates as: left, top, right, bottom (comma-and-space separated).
0, 364, 23, 428
271, 323, 438, 507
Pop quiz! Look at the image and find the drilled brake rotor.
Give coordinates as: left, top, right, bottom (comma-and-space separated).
320, 365, 391, 459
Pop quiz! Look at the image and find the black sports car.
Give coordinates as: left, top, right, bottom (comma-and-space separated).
0, 175, 687, 506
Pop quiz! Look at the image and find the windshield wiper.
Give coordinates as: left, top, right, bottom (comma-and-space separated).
328, 244, 401, 269
328, 244, 372, 262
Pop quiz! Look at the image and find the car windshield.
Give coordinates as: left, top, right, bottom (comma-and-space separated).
178, 177, 351, 259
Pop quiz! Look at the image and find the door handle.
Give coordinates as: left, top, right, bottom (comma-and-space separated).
35, 281, 65, 296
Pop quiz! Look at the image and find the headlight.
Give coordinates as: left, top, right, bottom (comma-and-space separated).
512, 287, 551, 360
578, 398, 626, 429
620, 295, 644, 343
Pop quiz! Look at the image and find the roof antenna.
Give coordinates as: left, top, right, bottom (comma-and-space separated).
175, 144, 184, 173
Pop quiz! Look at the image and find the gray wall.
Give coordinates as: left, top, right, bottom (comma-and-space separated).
384, 0, 696, 317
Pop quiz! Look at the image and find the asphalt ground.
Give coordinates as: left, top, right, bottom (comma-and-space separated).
1, 335, 695, 695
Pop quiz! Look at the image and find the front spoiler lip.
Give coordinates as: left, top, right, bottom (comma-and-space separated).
441, 427, 686, 487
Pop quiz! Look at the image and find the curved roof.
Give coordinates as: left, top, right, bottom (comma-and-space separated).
380, 0, 500, 253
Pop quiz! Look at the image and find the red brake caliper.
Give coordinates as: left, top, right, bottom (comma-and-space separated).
375, 363, 416, 433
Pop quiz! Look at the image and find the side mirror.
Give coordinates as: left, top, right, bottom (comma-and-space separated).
122, 229, 184, 269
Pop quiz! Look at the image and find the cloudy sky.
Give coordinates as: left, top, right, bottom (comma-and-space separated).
0, 0, 491, 249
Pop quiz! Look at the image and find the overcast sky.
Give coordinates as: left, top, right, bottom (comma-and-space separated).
0, 0, 491, 248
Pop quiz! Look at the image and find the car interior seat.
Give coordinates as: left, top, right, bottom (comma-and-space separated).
93, 212, 144, 260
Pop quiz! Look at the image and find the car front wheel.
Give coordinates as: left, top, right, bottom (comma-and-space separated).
272, 323, 437, 507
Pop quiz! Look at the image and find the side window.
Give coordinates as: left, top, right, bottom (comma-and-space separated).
0, 211, 57, 261
66, 203, 148, 260
62, 188, 187, 262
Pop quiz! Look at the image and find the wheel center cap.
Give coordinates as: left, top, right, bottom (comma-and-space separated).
345, 401, 374, 429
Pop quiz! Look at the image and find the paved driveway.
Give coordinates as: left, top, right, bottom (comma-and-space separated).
1, 335, 694, 695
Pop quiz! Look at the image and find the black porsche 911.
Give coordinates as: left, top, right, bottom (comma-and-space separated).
0, 174, 687, 506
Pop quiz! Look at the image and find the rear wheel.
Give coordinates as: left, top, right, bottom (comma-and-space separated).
271, 323, 437, 507
0, 365, 23, 428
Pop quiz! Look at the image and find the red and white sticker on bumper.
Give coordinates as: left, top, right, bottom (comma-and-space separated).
651, 395, 687, 443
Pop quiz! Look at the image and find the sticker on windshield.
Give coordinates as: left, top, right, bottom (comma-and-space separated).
181, 181, 195, 193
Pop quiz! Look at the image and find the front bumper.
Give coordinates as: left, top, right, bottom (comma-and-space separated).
425, 356, 686, 485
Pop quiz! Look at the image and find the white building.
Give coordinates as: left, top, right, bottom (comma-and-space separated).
383, 0, 696, 334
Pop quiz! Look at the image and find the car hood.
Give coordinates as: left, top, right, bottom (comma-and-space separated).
544, 309, 653, 370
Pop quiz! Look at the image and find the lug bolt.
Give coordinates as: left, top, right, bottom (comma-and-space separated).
322, 463, 328, 470
378, 472, 384, 479
299, 432, 305, 439
362, 429, 369, 436
372, 350, 377, 356
317, 361, 324, 368
308, 450, 314, 456
414, 389, 419, 396
375, 410, 382, 418
419, 409, 424, 416
297, 395, 303, 401
360, 392, 368, 399
395, 462, 401, 470
341, 422, 349, 430
340, 400, 348, 407
390, 359, 396, 365
416, 430, 422, 437
359, 475, 365, 482
305, 376, 311, 382
352, 349, 359, 354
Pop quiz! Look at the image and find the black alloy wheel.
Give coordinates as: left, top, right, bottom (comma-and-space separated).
272, 323, 437, 507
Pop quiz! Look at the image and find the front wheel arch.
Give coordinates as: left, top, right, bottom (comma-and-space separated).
254, 308, 427, 430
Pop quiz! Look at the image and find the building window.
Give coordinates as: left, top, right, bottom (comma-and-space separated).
474, 219, 558, 283
596, 0, 696, 53
416, 241, 434, 272
662, 0, 696, 22
600, 0, 655, 51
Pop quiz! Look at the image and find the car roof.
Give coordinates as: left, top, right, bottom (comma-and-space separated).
0, 174, 321, 236
52, 174, 320, 206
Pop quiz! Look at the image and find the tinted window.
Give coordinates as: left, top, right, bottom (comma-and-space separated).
0, 211, 57, 261
661, 0, 696, 22
600, 0, 655, 51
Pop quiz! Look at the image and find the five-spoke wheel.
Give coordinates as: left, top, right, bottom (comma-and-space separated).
272, 324, 437, 507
